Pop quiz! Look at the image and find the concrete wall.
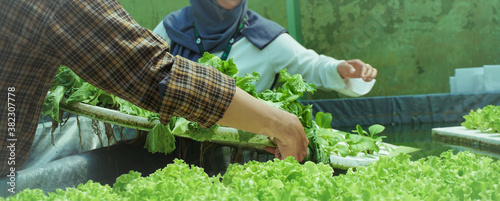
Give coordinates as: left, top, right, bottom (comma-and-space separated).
119, 0, 500, 99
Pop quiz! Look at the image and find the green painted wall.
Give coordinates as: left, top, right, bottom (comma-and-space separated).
118, 0, 189, 30
300, 0, 500, 99
119, 0, 500, 99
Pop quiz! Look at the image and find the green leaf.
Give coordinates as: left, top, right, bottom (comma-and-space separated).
52, 66, 84, 94
187, 123, 216, 142
349, 133, 363, 144
359, 137, 379, 154
368, 124, 385, 137
198, 52, 239, 79
235, 72, 260, 96
171, 117, 190, 135
349, 143, 364, 155
115, 97, 155, 118
113, 170, 142, 193
65, 82, 98, 104
315, 112, 332, 129
6, 188, 47, 200
41, 85, 65, 123
238, 130, 256, 142
144, 123, 176, 154
335, 145, 350, 157
278, 70, 316, 95
356, 125, 364, 136
98, 92, 117, 107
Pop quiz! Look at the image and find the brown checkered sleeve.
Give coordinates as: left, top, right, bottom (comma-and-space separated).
0, 0, 235, 176
48, 0, 236, 127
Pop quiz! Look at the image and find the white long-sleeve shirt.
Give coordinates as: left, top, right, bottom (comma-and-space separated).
154, 23, 375, 97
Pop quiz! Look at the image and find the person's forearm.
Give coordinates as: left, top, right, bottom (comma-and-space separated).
217, 88, 286, 139
217, 88, 309, 161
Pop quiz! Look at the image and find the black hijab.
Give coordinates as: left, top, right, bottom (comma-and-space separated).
163, 0, 287, 61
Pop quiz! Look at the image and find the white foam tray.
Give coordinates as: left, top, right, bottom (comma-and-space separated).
329, 143, 398, 170
432, 126, 500, 148
328, 129, 418, 170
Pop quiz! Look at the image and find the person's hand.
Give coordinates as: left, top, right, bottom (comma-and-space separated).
264, 113, 309, 162
337, 59, 377, 82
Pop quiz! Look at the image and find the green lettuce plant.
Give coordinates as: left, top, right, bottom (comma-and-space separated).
7, 151, 500, 200
462, 105, 500, 133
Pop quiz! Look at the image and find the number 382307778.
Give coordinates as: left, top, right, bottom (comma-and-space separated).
7, 87, 15, 136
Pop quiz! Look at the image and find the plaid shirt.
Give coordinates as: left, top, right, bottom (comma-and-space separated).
0, 0, 235, 175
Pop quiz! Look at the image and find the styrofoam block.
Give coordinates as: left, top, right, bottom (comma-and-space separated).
432, 126, 500, 148
484, 65, 500, 92
329, 142, 396, 169
455, 67, 484, 93
449, 76, 456, 93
